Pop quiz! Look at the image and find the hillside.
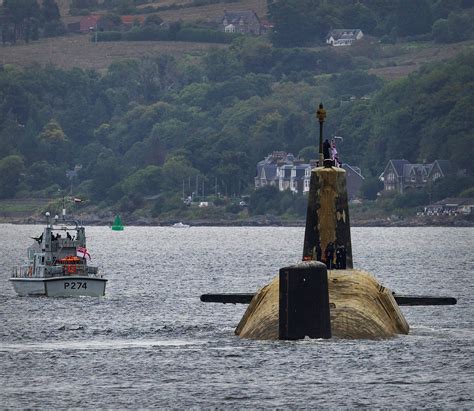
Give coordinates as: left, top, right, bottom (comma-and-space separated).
0, 0, 472, 223
2, 34, 472, 78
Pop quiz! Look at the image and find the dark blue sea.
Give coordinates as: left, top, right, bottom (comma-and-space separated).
1, 225, 473, 408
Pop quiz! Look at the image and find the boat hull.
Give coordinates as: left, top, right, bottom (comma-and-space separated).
9, 276, 107, 297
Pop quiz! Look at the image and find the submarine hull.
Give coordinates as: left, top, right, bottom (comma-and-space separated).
235, 269, 409, 340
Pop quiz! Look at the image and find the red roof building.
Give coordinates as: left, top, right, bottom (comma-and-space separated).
79, 15, 100, 32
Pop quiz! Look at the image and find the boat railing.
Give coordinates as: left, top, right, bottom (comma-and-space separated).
11, 265, 30, 278
46, 262, 101, 278
12, 263, 101, 278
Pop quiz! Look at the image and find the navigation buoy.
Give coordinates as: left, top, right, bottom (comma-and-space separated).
111, 214, 124, 231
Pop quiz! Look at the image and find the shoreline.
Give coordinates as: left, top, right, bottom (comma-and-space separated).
1, 215, 472, 228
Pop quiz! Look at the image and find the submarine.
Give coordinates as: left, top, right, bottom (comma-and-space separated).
201, 104, 456, 340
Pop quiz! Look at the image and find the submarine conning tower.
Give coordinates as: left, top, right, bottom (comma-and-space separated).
302, 161, 353, 268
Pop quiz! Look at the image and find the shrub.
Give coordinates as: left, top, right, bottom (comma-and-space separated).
96, 31, 122, 42
176, 28, 238, 44
122, 27, 170, 41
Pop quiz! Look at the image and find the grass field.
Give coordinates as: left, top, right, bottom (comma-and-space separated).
136, 0, 267, 23
0, 34, 225, 71
368, 40, 474, 80
59, 0, 267, 23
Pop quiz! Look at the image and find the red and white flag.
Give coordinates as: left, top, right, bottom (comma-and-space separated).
77, 246, 91, 260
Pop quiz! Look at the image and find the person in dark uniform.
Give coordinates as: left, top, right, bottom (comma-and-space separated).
33, 233, 43, 244
66, 232, 72, 240
323, 139, 331, 160
336, 244, 347, 269
325, 242, 335, 269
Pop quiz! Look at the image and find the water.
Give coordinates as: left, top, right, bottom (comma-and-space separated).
1, 225, 473, 408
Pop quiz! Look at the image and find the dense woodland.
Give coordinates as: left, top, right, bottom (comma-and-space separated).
0, 0, 473, 220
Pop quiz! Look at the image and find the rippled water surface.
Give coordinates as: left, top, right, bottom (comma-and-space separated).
1, 225, 473, 408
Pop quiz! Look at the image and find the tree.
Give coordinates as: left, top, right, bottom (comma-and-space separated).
121, 165, 162, 197
41, 0, 65, 38
89, 152, 125, 200
447, 12, 472, 42
432, 19, 450, 43
202, 47, 243, 82
249, 185, 280, 215
359, 177, 383, 200
25, 161, 62, 190
268, 0, 335, 47
161, 155, 199, 192
2, 0, 41, 43
0, 155, 24, 198
38, 119, 66, 142
393, 0, 433, 36
340, 3, 377, 34
298, 146, 318, 162
41, 0, 60, 22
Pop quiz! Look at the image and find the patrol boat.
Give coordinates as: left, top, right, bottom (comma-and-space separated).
9, 212, 107, 297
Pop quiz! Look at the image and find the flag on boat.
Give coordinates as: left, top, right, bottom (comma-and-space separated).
74, 198, 82, 203
77, 246, 91, 260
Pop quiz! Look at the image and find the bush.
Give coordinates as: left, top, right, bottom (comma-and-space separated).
379, 34, 396, 44
176, 28, 238, 44
459, 187, 474, 197
359, 177, 383, 200
96, 31, 123, 41
122, 27, 170, 41
391, 190, 429, 209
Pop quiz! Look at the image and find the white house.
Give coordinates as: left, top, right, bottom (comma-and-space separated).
326, 29, 364, 46
255, 152, 364, 198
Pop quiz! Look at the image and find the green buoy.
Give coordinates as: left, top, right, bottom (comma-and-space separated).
111, 214, 124, 231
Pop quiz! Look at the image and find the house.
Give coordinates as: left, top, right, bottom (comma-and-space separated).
255, 152, 295, 190
379, 159, 453, 194
255, 152, 364, 199
290, 163, 308, 194
220, 10, 262, 35
326, 29, 363, 46
78, 15, 100, 33
422, 197, 474, 216
278, 164, 293, 191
